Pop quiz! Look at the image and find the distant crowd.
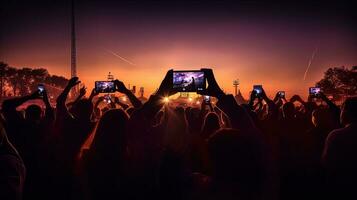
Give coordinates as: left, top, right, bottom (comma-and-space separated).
1, 69, 356, 200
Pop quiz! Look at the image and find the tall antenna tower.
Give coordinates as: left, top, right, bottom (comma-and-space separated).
71, 0, 78, 96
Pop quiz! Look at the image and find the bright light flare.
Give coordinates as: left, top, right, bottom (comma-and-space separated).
163, 97, 169, 103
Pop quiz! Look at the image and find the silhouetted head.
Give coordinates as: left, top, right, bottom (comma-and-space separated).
282, 102, 295, 119
340, 97, 357, 126
208, 128, 264, 185
72, 98, 93, 121
25, 104, 42, 122
312, 107, 333, 128
90, 109, 129, 154
201, 112, 220, 139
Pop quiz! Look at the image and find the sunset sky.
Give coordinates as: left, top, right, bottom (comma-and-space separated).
1, 0, 356, 98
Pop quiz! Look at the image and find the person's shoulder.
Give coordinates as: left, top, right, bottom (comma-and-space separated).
328, 127, 346, 136
326, 126, 352, 143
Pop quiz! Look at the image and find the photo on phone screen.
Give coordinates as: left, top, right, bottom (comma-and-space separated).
309, 87, 321, 97
253, 85, 263, 97
173, 70, 206, 92
37, 84, 45, 96
278, 91, 285, 98
95, 81, 115, 93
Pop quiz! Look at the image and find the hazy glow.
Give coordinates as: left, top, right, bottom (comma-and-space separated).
1, 2, 356, 99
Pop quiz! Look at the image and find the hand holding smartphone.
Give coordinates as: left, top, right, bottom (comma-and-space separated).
309, 87, 321, 98
278, 91, 285, 98
37, 84, 45, 96
253, 85, 263, 98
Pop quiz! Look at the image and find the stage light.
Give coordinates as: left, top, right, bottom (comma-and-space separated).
196, 101, 200, 105
188, 97, 193, 102
163, 97, 169, 103
122, 96, 127, 102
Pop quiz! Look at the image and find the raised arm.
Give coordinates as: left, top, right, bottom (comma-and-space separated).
42, 89, 54, 123
290, 94, 306, 106
198, 69, 257, 131
199, 100, 211, 119
70, 86, 86, 106
261, 89, 279, 120
113, 97, 129, 110
130, 70, 177, 122
114, 80, 143, 109
320, 92, 341, 126
1, 92, 40, 121
248, 90, 257, 110
56, 77, 80, 121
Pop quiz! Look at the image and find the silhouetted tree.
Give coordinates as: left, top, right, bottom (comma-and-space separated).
46, 75, 69, 88
316, 66, 357, 100
0, 62, 7, 99
0, 61, 69, 97
17, 68, 33, 96
6, 67, 19, 96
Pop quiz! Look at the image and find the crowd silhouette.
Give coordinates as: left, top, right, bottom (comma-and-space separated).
0, 69, 356, 200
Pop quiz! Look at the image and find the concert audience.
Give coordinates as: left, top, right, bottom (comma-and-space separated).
0, 68, 355, 200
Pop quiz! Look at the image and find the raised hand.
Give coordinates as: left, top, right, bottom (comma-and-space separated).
197, 68, 224, 98
89, 88, 99, 101
156, 69, 177, 97
319, 92, 328, 101
79, 86, 86, 97
290, 94, 298, 102
260, 87, 268, 100
67, 77, 80, 88
273, 92, 280, 102
114, 80, 129, 93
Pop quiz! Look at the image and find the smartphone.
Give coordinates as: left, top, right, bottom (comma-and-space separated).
95, 81, 115, 93
278, 91, 285, 98
253, 85, 263, 97
173, 70, 206, 92
204, 95, 211, 103
37, 84, 45, 96
309, 87, 321, 97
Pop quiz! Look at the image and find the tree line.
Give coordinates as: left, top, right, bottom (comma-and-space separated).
316, 66, 357, 101
0, 62, 69, 99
